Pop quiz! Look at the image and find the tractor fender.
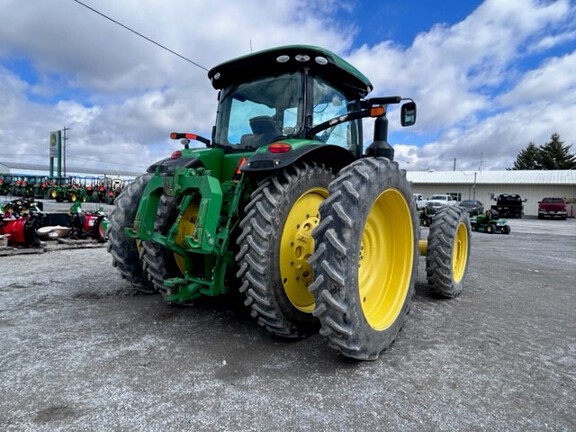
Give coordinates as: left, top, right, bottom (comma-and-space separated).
241, 144, 356, 174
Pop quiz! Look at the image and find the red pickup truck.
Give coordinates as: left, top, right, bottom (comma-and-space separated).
538, 197, 567, 220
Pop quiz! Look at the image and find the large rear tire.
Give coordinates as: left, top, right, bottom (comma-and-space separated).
426, 206, 471, 298
107, 174, 155, 293
236, 162, 334, 338
309, 158, 419, 360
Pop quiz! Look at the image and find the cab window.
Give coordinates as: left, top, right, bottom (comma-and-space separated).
311, 77, 359, 150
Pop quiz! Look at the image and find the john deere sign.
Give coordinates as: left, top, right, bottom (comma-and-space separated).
49, 130, 62, 177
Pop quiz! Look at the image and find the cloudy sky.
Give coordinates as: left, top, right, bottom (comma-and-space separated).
1, 0, 575, 175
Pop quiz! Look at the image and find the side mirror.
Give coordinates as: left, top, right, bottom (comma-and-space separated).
401, 101, 417, 126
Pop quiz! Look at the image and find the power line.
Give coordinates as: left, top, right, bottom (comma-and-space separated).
72, 0, 208, 72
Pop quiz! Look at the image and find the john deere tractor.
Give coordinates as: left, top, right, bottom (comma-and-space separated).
107, 45, 471, 360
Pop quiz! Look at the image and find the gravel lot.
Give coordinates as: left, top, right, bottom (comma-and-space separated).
1, 199, 575, 431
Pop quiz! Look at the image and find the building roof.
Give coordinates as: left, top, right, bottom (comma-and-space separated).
406, 170, 576, 185
0, 161, 142, 177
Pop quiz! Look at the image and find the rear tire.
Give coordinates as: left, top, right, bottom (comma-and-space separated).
236, 162, 334, 338
309, 158, 418, 360
426, 206, 471, 298
107, 174, 155, 293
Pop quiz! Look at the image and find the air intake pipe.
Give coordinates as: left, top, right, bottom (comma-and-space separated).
365, 115, 394, 160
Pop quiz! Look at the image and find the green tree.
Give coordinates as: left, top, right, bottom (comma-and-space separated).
538, 133, 576, 169
511, 133, 576, 170
512, 142, 541, 170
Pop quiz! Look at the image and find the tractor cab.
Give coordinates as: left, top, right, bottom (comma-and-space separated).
208, 45, 414, 167
155, 45, 416, 175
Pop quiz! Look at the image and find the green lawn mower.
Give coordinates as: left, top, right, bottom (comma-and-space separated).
471, 210, 511, 234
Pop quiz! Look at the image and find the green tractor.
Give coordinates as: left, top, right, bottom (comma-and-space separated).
107, 45, 471, 360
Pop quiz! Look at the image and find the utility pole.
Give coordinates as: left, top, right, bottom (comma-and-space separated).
62, 127, 70, 177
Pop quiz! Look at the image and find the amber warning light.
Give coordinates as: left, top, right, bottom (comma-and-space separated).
370, 106, 385, 117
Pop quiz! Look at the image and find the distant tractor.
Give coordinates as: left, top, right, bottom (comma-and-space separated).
68, 202, 109, 242
107, 45, 471, 360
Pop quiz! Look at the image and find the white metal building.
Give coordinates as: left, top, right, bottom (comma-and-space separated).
406, 170, 576, 217
0, 161, 141, 178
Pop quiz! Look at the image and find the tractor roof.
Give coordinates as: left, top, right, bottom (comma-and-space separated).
208, 45, 373, 98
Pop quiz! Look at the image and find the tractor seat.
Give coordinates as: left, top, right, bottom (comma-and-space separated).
240, 116, 281, 149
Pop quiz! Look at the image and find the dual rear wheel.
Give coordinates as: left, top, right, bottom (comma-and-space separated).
237, 158, 421, 359
237, 158, 470, 360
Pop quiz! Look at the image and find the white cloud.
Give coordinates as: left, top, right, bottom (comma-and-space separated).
350, 0, 576, 171
0, 0, 575, 175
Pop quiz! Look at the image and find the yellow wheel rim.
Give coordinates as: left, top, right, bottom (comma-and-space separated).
280, 187, 328, 313
452, 222, 469, 283
174, 201, 199, 274
359, 189, 414, 330
50, 190, 57, 198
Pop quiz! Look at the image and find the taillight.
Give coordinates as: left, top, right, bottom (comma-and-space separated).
268, 143, 292, 153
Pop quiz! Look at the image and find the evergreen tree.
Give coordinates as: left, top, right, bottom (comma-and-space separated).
511, 133, 576, 170
538, 133, 576, 170
512, 142, 541, 170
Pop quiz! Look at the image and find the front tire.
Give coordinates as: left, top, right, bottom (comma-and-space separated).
236, 162, 334, 338
107, 174, 155, 293
426, 206, 471, 298
309, 158, 418, 360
